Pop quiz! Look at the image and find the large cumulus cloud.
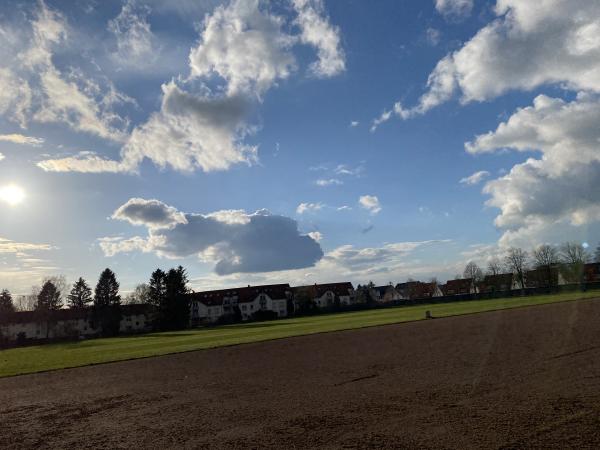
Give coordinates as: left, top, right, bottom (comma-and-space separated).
467, 93, 600, 247
38, 0, 345, 174
101, 199, 324, 275
373, 0, 600, 127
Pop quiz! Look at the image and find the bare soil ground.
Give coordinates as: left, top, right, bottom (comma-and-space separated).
2, 299, 600, 449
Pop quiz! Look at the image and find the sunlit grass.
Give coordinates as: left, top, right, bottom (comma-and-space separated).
1, 290, 598, 378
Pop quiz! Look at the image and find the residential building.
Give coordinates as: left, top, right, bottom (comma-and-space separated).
478, 273, 515, 293
189, 284, 291, 324
292, 282, 355, 309
0, 304, 152, 343
525, 268, 561, 288
369, 285, 405, 303
395, 281, 443, 300
441, 278, 477, 296
583, 262, 600, 283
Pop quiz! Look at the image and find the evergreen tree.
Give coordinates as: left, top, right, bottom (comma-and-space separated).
67, 277, 93, 309
0, 289, 14, 314
35, 280, 62, 338
36, 280, 62, 311
164, 266, 190, 330
148, 269, 167, 309
93, 268, 121, 336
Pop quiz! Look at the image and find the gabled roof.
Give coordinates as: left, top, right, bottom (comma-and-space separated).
189, 284, 291, 306
442, 278, 473, 294
395, 281, 438, 299
481, 273, 513, 287
372, 285, 395, 296
237, 284, 291, 303
293, 282, 354, 298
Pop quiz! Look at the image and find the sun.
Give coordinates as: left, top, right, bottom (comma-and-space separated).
0, 184, 26, 206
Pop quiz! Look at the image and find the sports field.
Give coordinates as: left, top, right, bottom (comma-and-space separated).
1, 290, 598, 378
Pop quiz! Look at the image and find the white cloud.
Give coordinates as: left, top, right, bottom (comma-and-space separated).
292, 0, 345, 78
460, 170, 490, 185
359, 195, 381, 214
108, 0, 157, 67
38, 81, 257, 173
296, 202, 325, 214
0, 2, 131, 139
0, 237, 54, 254
307, 231, 323, 242
0, 134, 44, 146
189, 0, 296, 96
426, 27, 441, 46
375, 0, 600, 126
35, 0, 346, 175
350, 120, 359, 127
434, 0, 473, 21
312, 162, 364, 186
315, 178, 342, 186
111, 198, 187, 229
104, 199, 324, 275
37, 151, 130, 173
0, 68, 32, 128
467, 94, 600, 247
0, 153, 4, 162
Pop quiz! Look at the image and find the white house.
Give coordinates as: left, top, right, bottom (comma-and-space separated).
293, 282, 355, 309
188, 284, 291, 324
0, 304, 152, 343
369, 285, 406, 303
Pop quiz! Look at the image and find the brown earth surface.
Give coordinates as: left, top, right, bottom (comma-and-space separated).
1, 299, 600, 449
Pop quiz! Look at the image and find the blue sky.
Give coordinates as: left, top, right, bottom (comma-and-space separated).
1, 0, 599, 294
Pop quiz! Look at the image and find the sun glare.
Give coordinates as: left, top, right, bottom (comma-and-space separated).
0, 184, 26, 206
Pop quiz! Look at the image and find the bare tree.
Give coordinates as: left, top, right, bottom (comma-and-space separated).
13, 294, 37, 311
486, 258, 502, 276
463, 261, 483, 283
560, 242, 589, 265
533, 244, 559, 269
504, 248, 529, 289
533, 244, 560, 287
124, 283, 151, 305
560, 242, 589, 283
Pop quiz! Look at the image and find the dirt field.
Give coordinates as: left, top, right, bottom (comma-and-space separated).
1, 299, 600, 449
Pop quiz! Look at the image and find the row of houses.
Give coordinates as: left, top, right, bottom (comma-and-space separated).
188, 282, 355, 324
0, 304, 151, 343
367, 262, 600, 303
3, 263, 599, 343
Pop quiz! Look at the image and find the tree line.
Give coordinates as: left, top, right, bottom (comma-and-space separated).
461, 241, 596, 289
0, 265, 191, 337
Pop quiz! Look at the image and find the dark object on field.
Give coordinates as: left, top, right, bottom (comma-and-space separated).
425, 310, 433, 319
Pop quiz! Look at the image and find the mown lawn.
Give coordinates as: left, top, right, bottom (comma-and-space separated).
1, 290, 598, 378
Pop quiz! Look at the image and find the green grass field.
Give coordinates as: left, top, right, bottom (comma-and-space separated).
1, 291, 598, 378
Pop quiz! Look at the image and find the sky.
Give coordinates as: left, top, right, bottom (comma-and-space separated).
1, 0, 599, 295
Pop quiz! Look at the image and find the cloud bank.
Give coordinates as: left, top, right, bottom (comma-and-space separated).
101, 198, 324, 275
